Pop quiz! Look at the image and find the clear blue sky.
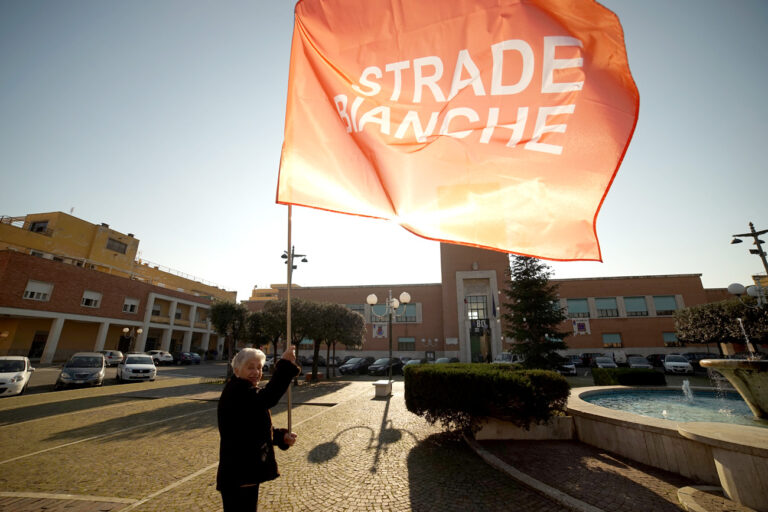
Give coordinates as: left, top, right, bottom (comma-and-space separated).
1, 0, 766, 301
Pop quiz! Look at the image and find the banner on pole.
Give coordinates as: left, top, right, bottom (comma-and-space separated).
278, 0, 639, 261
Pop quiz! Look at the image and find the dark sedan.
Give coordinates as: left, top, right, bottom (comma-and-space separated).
367, 357, 404, 376
338, 357, 374, 375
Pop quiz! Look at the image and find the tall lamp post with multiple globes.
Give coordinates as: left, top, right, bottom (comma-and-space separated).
367, 290, 411, 384
728, 221, 768, 357
121, 327, 143, 353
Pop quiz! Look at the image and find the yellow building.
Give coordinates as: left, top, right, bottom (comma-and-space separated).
0, 212, 235, 362
0, 212, 235, 301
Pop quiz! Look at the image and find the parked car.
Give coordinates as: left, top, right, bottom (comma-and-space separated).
682, 352, 719, 369
304, 355, 326, 367
645, 354, 667, 367
147, 350, 173, 366
627, 356, 654, 369
403, 359, 426, 368
493, 353, 524, 364
55, 352, 106, 390
172, 352, 196, 365
98, 350, 124, 367
188, 352, 201, 364
558, 363, 577, 376
663, 354, 694, 375
580, 353, 606, 368
593, 356, 617, 369
328, 356, 343, 367
0, 356, 35, 397
367, 357, 404, 376
116, 354, 157, 382
433, 357, 460, 364
338, 357, 374, 375
565, 355, 584, 366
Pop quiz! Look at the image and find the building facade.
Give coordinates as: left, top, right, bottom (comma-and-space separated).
0, 212, 234, 362
246, 243, 732, 362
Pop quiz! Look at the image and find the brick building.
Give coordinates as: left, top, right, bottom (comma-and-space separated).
245, 243, 732, 362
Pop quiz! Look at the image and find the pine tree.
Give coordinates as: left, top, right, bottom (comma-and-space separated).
502, 255, 568, 369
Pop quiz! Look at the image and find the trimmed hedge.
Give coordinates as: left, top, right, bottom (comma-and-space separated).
592, 368, 666, 386
404, 363, 570, 434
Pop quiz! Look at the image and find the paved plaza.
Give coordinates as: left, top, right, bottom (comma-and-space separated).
0, 375, 753, 511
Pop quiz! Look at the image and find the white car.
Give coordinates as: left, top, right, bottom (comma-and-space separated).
147, 350, 173, 366
493, 353, 524, 364
593, 356, 618, 369
663, 354, 694, 375
558, 363, 577, 376
0, 356, 35, 397
116, 354, 157, 382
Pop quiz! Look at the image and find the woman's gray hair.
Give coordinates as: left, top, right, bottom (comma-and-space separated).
231, 347, 266, 371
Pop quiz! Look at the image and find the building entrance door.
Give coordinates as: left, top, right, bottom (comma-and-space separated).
28, 332, 48, 359
470, 319, 492, 362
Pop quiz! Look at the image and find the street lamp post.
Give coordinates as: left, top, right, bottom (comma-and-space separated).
367, 290, 411, 383
121, 327, 143, 352
731, 221, 768, 276
282, 205, 308, 432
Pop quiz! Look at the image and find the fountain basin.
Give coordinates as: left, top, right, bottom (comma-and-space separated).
568, 386, 768, 511
700, 359, 768, 419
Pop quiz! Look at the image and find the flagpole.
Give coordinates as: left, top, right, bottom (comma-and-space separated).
286, 205, 293, 433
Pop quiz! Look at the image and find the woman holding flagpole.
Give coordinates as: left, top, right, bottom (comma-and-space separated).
216, 345, 300, 511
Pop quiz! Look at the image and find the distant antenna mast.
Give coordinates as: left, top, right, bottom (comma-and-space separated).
69, 207, 75, 214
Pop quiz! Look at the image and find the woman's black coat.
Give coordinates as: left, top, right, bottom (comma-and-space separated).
216, 358, 300, 491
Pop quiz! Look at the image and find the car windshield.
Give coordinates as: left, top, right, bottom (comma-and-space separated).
126, 356, 154, 365
345, 358, 363, 364
372, 358, 390, 365
435, 358, 451, 363
595, 357, 613, 363
628, 357, 647, 364
0, 360, 25, 372
666, 355, 687, 363
67, 357, 102, 368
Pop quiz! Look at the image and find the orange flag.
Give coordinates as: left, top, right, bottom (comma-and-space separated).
278, 0, 639, 261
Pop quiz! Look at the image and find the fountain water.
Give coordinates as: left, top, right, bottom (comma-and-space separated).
682, 379, 693, 402
700, 358, 768, 419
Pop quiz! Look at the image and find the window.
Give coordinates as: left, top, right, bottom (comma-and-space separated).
151, 307, 161, 316
123, 298, 139, 314
595, 297, 618, 318
29, 220, 48, 233
663, 332, 680, 347
398, 337, 416, 351
395, 303, 417, 322
566, 298, 589, 318
602, 333, 622, 348
370, 305, 389, 322
23, 280, 53, 301
624, 296, 648, 317
466, 296, 488, 320
175, 311, 182, 320
653, 295, 677, 316
106, 238, 127, 254
30, 250, 45, 258
81, 290, 102, 308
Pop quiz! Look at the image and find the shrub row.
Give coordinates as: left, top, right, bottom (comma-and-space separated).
592, 367, 666, 386
404, 363, 570, 434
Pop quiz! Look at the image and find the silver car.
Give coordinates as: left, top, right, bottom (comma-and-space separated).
663, 355, 693, 375
55, 352, 106, 390
627, 356, 654, 369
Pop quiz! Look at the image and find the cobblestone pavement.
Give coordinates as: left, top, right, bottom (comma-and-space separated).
0, 377, 751, 512
0, 378, 561, 512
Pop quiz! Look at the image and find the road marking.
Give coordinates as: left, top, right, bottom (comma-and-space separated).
119, 387, 371, 512
0, 491, 136, 504
0, 407, 217, 465
0, 396, 181, 428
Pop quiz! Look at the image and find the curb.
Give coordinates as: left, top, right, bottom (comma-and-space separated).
464, 434, 605, 512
